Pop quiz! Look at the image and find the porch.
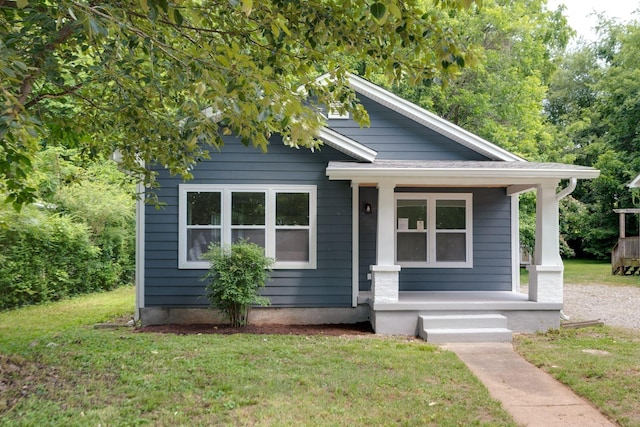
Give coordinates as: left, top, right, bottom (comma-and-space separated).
612, 209, 640, 276
359, 290, 562, 338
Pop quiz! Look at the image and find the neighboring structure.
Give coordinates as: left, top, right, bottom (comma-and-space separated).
611, 173, 640, 275
136, 73, 600, 341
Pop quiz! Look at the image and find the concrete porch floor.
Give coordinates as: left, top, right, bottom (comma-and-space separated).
359, 291, 563, 336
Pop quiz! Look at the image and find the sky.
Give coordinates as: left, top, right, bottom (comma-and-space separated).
546, 0, 639, 41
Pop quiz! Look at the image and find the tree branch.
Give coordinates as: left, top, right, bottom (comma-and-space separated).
23, 83, 84, 109
16, 22, 77, 110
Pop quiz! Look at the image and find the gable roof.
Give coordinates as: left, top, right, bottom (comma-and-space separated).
628, 173, 640, 188
317, 72, 524, 162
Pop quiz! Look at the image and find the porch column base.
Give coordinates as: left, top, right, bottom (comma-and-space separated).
370, 265, 401, 303
527, 265, 564, 303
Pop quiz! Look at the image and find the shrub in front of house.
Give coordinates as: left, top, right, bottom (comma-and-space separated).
202, 240, 273, 327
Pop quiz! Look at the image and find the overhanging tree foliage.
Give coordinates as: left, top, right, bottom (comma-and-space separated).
1, 0, 479, 207
386, 0, 571, 161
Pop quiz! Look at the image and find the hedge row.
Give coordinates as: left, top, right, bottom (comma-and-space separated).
0, 151, 136, 310
0, 201, 134, 310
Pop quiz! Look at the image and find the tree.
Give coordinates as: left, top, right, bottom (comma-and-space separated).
1, 0, 478, 207
377, 0, 572, 256
386, 0, 572, 161
546, 17, 640, 258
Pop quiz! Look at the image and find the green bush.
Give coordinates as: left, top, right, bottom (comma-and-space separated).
54, 180, 135, 287
0, 205, 106, 309
0, 151, 136, 310
202, 241, 273, 327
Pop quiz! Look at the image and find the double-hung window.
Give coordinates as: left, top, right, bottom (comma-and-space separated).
179, 184, 316, 269
395, 193, 472, 268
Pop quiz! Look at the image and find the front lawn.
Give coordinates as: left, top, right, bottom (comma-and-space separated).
515, 327, 640, 426
0, 287, 515, 426
516, 259, 640, 426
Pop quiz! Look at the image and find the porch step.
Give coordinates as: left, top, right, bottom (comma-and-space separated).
418, 314, 513, 343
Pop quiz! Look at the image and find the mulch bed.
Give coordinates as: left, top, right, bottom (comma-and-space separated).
136, 321, 375, 336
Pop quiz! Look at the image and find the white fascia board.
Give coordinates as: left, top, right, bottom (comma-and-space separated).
628, 173, 640, 188
317, 127, 377, 162
326, 166, 600, 181
345, 73, 524, 162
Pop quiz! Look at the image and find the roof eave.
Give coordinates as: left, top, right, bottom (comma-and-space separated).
316, 127, 377, 162
326, 167, 600, 181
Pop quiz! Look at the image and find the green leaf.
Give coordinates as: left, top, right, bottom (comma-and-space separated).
168, 8, 183, 26
16, 0, 28, 8
370, 3, 386, 20
241, 0, 253, 16
388, 3, 402, 19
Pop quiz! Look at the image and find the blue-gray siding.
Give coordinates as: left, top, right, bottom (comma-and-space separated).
144, 137, 354, 308
359, 187, 512, 292
328, 95, 490, 161
145, 90, 515, 309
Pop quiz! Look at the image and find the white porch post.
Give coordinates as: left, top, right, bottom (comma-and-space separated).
528, 181, 564, 303
371, 181, 400, 303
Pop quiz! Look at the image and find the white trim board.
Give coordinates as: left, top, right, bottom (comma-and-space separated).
316, 127, 377, 162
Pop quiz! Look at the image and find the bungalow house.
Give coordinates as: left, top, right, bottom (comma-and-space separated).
136, 73, 600, 342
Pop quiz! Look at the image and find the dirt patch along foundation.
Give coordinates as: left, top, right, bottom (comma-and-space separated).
136, 321, 375, 336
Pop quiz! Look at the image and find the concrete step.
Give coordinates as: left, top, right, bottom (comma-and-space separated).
420, 327, 513, 343
418, 314, 512, 343
419, 313, 507, 330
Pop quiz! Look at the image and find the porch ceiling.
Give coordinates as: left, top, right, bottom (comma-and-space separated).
326, 160, 600, 186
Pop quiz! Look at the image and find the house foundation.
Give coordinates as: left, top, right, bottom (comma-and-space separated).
139, 306, 370, 326
140, 291, 560, 338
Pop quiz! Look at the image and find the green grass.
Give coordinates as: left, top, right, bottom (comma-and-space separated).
2, 259, 638, 426
516, 259, 640, 426
0, 287, 515, 426
0, 285, 135, 352
520, 258, 640, 287
515, 327, 640, 427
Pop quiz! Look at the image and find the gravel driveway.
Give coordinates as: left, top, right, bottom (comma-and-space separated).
562, 283, 640, 331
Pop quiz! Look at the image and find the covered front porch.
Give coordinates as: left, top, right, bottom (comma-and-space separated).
327, 160, 600, 339
358, 290, 562, 337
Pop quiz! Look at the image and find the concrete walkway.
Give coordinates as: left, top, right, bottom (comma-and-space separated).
443, 343, 617, 427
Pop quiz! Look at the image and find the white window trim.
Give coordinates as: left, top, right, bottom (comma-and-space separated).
179, 184, 317, 270
395, 193, 473, 268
